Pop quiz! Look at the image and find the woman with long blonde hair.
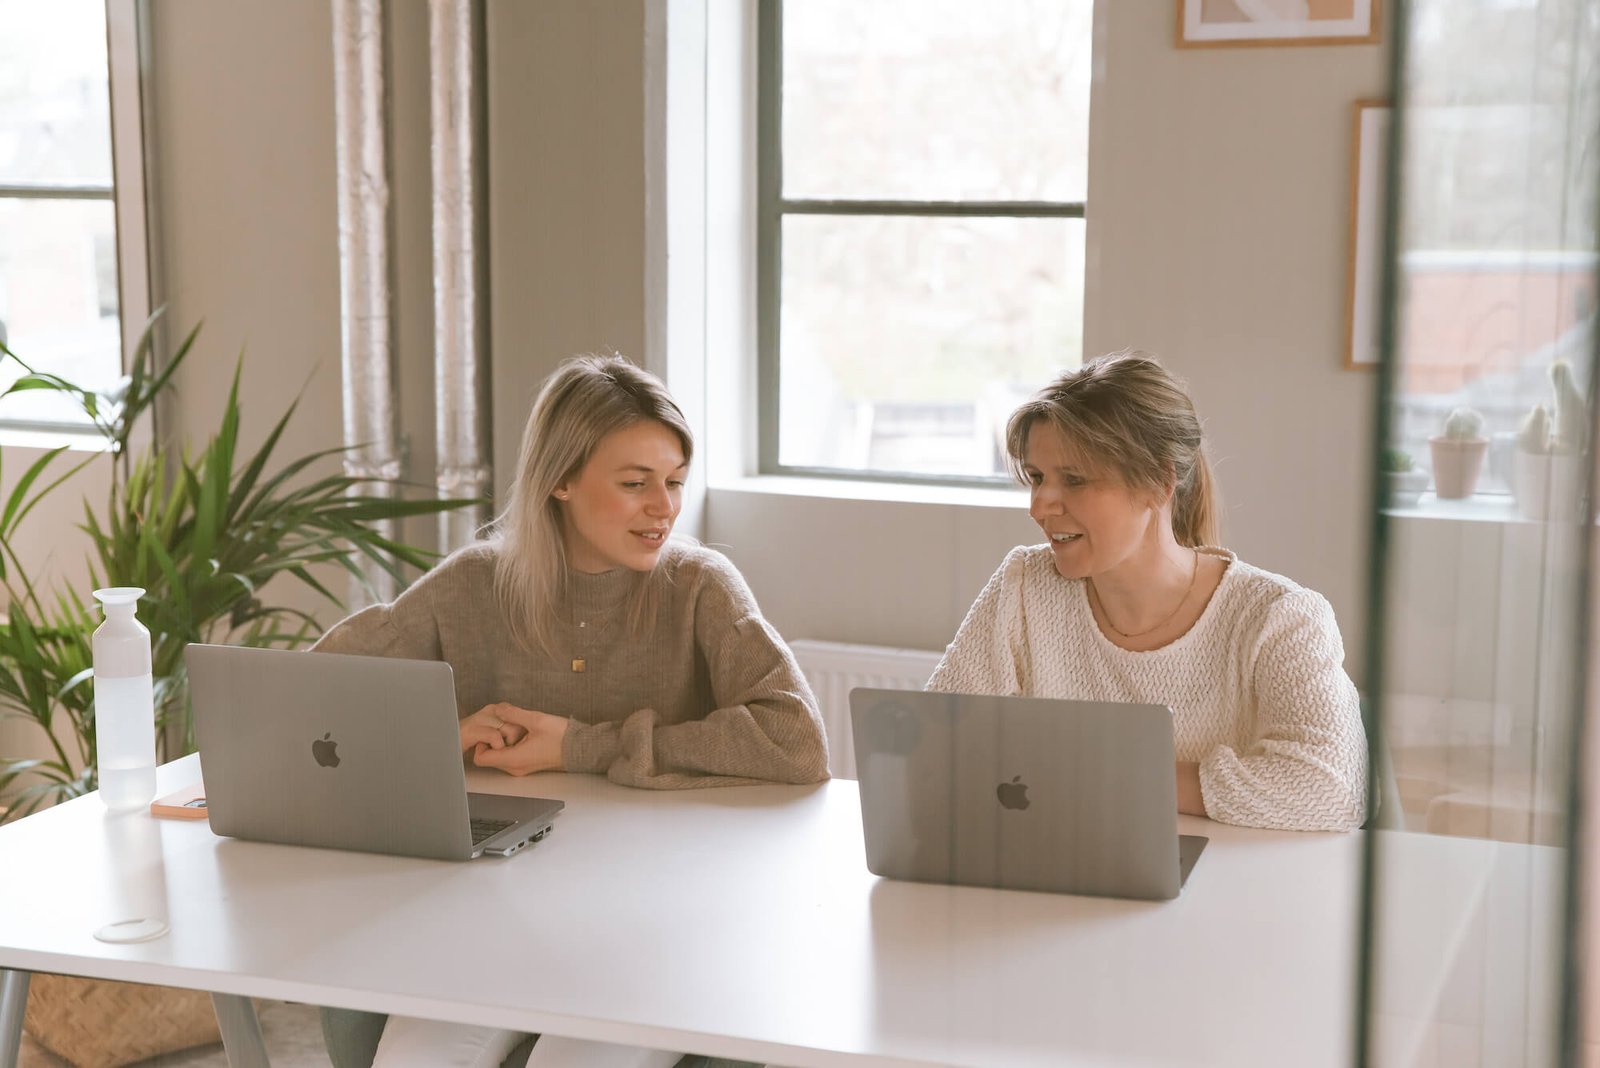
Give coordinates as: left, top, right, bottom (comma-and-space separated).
316, 353, 819, 1067
930, 350, 1367, 833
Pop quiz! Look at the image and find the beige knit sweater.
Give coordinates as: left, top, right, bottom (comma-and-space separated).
927, 545, 1368, 832
312, 540, 829, 789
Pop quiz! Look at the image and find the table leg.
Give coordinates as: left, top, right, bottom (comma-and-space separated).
0, 968, 30, 1068
210, 993, 270, 1067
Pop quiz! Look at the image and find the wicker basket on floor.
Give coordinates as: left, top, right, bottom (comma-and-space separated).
23, 973, 221, 1068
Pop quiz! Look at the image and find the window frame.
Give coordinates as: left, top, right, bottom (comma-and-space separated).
755, 0, 1087, 489
0, 0, 149, 439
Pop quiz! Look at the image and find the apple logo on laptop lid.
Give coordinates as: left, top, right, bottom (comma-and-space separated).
312, 732, 341, 768
997, 775, 1030, 811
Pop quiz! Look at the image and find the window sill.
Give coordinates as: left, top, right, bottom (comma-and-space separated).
715, 483, 1565, 523
0, 426, 113, 453
709, 474, 1027, 510
1385, 493, 1515, 524
1384, 492, 1589, 526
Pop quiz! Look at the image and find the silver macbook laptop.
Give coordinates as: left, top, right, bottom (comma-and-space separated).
187, 644, 563, 861
850, 688, 1207, 901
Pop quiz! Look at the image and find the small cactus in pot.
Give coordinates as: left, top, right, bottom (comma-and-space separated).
1429, 406, 1489, 499
1518, 404, 1553, 455
1550, 360, 1586, 454
1512, 362, 1588, 519
1381, 448, 1427, 508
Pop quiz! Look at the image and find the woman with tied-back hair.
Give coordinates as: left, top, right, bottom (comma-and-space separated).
928, 350, 1367, 834
313, 353, 819, 1068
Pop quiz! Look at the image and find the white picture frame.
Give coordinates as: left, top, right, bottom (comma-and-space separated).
1177, 0, 1381, 48
1345, 101, 1389, 370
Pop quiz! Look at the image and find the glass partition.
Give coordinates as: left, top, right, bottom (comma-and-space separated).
1363, 0, 1596, 1064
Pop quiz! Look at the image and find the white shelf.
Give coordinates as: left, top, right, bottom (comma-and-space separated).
1385, 493, 1524, 525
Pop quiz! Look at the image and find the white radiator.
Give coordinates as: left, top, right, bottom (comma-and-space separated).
789, 639, 945, 780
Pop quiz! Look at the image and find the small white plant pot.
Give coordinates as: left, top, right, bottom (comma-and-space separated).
1385, 469, 1428, 509
1428, 436, 1488, 500
1512, 450, 1584, 521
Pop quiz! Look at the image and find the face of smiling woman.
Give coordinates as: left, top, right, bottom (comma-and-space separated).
555, 419, 687, 573
1021, 421, 1166, 582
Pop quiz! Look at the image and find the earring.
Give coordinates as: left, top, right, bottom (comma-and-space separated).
554, 491, 569, 500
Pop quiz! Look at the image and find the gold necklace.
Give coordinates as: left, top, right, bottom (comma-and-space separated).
562, 568, 643, 672
566, 614, 620, 673
560, 594, 622, 674
1088, 549, 1200, 641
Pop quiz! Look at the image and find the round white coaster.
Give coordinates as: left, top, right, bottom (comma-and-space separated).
93, 917, 169, 944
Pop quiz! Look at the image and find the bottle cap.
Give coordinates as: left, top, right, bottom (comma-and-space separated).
92, 587, 146, 611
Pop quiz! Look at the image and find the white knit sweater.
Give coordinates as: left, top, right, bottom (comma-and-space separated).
927, 545, 1368, 832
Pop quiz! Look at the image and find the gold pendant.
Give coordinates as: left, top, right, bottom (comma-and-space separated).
571, 658, 586, 673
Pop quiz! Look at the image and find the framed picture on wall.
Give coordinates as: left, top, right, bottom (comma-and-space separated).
1345, 100, 1390, 370
1176, 1, 1382, 48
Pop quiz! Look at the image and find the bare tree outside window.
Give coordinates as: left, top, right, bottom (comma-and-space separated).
762, 0, 1094, 482
0, 0, 123, 430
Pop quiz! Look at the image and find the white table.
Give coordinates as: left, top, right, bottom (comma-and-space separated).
0, 755, 1564, 1067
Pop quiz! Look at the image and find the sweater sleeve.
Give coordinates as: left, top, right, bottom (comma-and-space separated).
561, 553, 830, 789
310, 569, 444, 662
926, 549, 1025, 696
1198, 589, 1368, 832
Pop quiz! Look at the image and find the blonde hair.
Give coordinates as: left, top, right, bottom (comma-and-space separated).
1004, 350, 1221, 548
490, 353, 693, 655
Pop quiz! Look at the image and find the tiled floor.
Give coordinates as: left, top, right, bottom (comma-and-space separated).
20, 1000, 330, 1067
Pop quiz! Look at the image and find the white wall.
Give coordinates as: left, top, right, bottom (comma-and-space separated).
144, 2, 344, 469
488, 0, 649, 500
708, 484, 1039, 653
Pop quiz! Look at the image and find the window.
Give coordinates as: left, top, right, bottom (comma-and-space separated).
758, 0, 1094, 484
0, 0, 129, 431
1385, 1, 1597, 497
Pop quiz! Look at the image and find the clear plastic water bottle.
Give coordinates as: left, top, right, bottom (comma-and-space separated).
92, 587, 156, 812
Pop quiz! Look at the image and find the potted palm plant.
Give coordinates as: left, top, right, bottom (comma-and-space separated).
0, 315, 474, 819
